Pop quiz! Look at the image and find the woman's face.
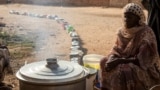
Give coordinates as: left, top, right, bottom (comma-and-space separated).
124, 12, 140, 28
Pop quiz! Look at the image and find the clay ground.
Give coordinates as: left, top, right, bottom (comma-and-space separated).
0, 4, 147, 90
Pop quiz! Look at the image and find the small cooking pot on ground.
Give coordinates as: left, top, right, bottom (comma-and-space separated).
16, 58, 90, 90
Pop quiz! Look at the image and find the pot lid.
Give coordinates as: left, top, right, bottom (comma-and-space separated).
17, 58, 88, 84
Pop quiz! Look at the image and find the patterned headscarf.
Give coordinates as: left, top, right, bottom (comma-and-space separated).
123, 3, 146, 25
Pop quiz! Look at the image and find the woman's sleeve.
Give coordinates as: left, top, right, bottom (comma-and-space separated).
109, 30, 122, 57
137, 40, 158, 70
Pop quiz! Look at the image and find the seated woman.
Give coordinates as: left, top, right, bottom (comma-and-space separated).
0, 43, 13, 90
100, 3, 160, 90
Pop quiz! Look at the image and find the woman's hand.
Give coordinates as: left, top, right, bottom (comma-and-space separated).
105, 58, 123, 72
105, 56, 138, 71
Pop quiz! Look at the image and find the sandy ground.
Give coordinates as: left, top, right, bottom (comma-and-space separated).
0, 4, 147, 90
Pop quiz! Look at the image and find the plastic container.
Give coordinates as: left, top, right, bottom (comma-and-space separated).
83, 54, 104, 90
83, 54, 104, 70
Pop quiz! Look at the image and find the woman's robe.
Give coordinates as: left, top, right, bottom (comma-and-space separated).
100, 25, 160, 90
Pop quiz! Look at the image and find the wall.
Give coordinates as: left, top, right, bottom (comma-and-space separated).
0, 0, 141, 7
110, 0, 129, 7
0, 0, 7, 4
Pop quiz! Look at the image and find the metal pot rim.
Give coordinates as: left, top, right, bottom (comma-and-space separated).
16, 59, 89, 84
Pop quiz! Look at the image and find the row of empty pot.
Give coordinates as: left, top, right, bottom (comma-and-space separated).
9, 10, 84, 65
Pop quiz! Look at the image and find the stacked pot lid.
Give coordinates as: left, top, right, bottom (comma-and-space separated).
16, 58, 88, 84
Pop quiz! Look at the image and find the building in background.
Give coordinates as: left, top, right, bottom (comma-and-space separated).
0, 0, 141, 7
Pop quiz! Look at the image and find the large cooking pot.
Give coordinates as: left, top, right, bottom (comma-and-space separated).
16, 58, 89, 90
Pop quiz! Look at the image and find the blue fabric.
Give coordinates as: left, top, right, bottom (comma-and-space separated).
94, 71, 101, 88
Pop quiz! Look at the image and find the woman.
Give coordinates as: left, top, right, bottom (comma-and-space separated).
100, 3, 160, 90
141, 0, 160, 55
0, 45, 13, 90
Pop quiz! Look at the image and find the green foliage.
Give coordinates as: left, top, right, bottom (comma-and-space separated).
0, 30, 35, 59
0, 31, 10, 39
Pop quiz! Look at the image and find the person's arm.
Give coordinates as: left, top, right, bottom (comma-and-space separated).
0, 22, 6, 27
105, 55, 138, 71
105, 55, 120, 71
0, 45, 8, 49
119, 57, 139, 65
